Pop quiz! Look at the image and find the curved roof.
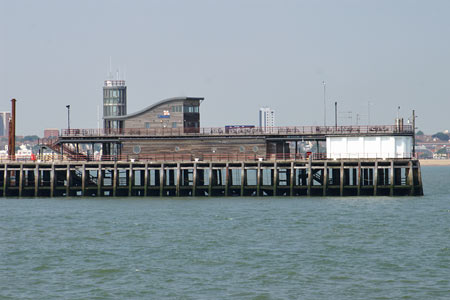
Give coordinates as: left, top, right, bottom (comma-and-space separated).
104, 96, 204, 120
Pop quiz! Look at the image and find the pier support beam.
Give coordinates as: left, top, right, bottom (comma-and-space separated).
339, 162, 344, 196
374, 161, 378, 196
192, 163, 197, 197
208, 163, 213, 197
3, 164, 8, 196
50, 163, 55, 198
97, 164, 103, 197
128, 163, 133, 197
241, 162, 245, 196
290, 162, 294, 196
357, 161, 361, 196
81, 164, 86, 197
160, 164, 165, 197
144, 163, 149, 197
390, 160, 394, 196
273, 162, 278, 196
307, 160, 312, 196
408, 161, 414, 196
66, 164, 71, 197
323, 162, 328, 196
225, 163, 229, 197
113, 163, 117, 197
18, 164, 23, 197
256, 162, 261, 196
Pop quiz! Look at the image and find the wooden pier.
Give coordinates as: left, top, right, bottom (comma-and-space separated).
0, 158, 423, 197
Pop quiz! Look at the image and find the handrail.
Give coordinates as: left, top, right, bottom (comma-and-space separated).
0, 152, 417, 163
58, 125, 414, 138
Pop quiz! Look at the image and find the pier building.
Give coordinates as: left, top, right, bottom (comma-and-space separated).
18, 80, 422, 197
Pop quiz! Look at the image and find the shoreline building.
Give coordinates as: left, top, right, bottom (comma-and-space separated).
259, 107, 275, 131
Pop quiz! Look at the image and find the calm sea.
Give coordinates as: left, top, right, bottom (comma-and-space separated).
0, 166, 449, 299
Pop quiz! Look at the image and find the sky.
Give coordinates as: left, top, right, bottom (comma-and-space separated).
1, 0, 449, 136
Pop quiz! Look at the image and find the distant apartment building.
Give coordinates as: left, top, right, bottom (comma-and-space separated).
0, 112, 11, 137
44, 128, 60, 138
259, 107, 275, 130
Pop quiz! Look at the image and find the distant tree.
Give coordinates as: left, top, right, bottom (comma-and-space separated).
416, 130, 424, 135
432, 132, 449, 141
22, 135, 39, 142
436, 147, 448, 154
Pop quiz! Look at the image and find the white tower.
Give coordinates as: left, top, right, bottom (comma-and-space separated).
259, 107, 275, 132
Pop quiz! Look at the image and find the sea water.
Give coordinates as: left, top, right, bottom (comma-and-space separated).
0, 166, 449, 299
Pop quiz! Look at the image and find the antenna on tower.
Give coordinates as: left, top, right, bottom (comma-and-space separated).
109, 56, 113, 79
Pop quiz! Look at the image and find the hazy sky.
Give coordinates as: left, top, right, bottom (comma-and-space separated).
1, 0, 449, 135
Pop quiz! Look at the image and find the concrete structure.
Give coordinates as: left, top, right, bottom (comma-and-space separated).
326, 136, 413, 159
259, 107, 275, 131
0, 112, 11, 137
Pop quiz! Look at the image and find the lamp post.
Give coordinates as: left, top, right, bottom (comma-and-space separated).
66, 105, 70, 132
322, 81, 326, 127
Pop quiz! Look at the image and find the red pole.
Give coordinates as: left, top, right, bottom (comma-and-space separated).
8, 99, 16, 160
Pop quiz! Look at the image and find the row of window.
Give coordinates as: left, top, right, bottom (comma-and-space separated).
104, 98, 126, 105
169, 105, 200, 113
103, 89, 126, 98
104, 106, 126, 117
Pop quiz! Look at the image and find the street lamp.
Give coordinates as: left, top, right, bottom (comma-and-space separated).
322, 81, 326, 127
66, 105, 70, 132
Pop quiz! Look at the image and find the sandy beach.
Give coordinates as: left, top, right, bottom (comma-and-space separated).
419, 159, 450, 166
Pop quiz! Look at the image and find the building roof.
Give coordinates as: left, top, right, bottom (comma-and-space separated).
104, 96, 204, 121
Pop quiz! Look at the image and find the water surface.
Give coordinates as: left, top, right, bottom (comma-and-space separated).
0, 166, 449, 299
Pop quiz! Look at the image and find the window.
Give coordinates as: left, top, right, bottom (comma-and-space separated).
145, 122, 150, 129
172, 122, 177, 128
172, 105, 182, 113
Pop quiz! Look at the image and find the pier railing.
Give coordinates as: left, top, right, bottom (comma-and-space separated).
1, 152, 416, 163
59, 125, 413, 137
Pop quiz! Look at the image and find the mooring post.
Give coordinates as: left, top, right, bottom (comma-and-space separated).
323, 161, 328, 196
50, 163, 55, 197
307, 159, 312, 196
66, 164, 71, 197
290, 161, 294, 196
240, 162, 245, 196
339, 162, 344, 196
408, 160, 414, 196
81, 163, 86, 197
256, 162, 261, 196
18, 164, 23, 198
208, 163, 213, 197
144, 163, 149, 197
160, 164, 165, 197
357, 161, 361, 196
374, 161, 378, 196
390, 160, 394, 196
128, 163, 133, 197
273, 162, 278, 196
